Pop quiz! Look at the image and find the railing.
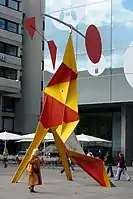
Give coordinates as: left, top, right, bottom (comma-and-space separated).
0, 155, 60, 168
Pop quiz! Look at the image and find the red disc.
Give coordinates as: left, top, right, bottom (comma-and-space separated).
85, 25, 102, 64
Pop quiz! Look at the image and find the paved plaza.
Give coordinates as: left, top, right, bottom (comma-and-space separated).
0, 166, 133, 199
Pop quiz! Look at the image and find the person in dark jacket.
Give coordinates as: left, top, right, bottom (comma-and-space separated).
60, 155, 75, 174
114, 153, 131, 181
106, 151, 114, 177
99, 150, 106, 161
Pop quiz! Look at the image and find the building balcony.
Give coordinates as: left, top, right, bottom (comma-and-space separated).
0, 4, 22, 24
0, 77, 21, 94
0, 53, 21, 70
0, 29, 22, 46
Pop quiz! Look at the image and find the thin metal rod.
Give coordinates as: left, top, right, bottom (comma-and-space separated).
31, 25, 48, 43
44, 14, 86, 39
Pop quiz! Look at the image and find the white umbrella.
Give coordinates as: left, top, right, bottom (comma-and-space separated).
45, 132, 54, 140
0, 131, 21, 148
76, 133, 111, 142
16, 139, 32, 143
21, 132, 54, 141
21, 133, 35, 139
20, 132, 54, 155
76, 133, 111, 147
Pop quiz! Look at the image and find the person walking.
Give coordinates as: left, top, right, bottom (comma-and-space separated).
3, 147, 8, 168
106, 151, 114, 178
114, 153, 131, 181
60, 156, 75, 174
99, 150, 106, 161
27, 148, 43, 193
87, 150, 94, 157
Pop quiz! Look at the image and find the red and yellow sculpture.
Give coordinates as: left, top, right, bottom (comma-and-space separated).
11, 17, 114, 188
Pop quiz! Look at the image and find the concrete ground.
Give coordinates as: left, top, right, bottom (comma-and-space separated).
0, 166, 133, 199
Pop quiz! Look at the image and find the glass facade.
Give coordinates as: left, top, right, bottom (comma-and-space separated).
44, 0, 133, 158
77, 104, 121, 156
44, 0, 133, 93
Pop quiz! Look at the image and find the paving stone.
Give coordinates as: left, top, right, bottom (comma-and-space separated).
0, 166, 133, 199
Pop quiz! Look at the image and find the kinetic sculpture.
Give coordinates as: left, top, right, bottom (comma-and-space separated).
11, 16, 114, 188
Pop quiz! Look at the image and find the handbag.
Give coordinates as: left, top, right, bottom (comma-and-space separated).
32, 166, 39, 174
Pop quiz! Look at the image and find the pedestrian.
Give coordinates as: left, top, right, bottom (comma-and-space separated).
99, 150, 106, 161
3, 147, 8, 168
114, 153, 131, 181
87, 150, 94, 157
95, 151, 100, 159
60, 155, 75, 174
106, 151, 114, 178
27, 148, 43, 193
16, 153, 21, 165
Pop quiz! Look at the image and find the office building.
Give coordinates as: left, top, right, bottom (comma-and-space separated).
44, 0, 133, 165
0, 0, 44, 138
0, 0, 22, 132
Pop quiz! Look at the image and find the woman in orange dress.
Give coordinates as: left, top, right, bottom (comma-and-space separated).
27, 148, 42, 193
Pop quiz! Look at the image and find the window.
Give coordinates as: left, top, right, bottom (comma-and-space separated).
41, 81, 43, 91
0, 18, 5, 29
0, 66, 17, 80
5, 43, 18, 56
42, 41, 44, 50
0, 42, 4, 53
7, 21, 18, 33
0, 18, 19, 33
40, 100, 43, 113
2, 97, 15, 112
43, 21, 45, 31
2, 117, 14, 131
0, 0, 5, 6
41, 61, 44, 71
8, 0, 19, 10
0, 0, 19, 11
0, 42, 18, 56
